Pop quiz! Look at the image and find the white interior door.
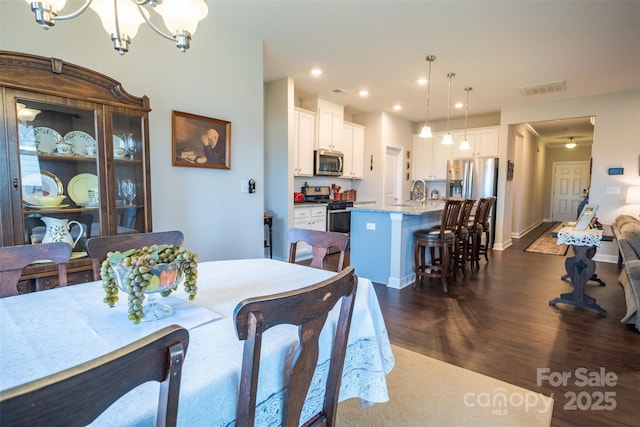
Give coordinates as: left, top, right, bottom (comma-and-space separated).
384, 146, 402, 205
551, 161, 590, 222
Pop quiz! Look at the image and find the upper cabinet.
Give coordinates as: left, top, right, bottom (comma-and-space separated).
293, 108, 315, 176
301, 97, 344, 152
0, 51, 152, 290
343, 121, 365, 179
412, 133, 452, 181
452, 126, 500, 159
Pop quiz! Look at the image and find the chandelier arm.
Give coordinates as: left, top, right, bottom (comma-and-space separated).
137, 5, 177, 42
54, 0, 93, 21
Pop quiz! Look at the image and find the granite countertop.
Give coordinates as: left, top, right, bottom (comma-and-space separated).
349, 200, 445, 215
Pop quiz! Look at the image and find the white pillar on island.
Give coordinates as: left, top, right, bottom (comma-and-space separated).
349, 203, 444, 288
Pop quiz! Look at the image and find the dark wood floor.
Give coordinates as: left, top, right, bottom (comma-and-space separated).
325, 223, 639, 426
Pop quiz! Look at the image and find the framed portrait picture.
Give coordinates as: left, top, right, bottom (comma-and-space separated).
172, 110, 231, 169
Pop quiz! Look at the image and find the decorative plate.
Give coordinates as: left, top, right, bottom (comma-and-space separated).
34, 127, 62, 154
64, 130, 96, 156
22, 171, 64, 205
30, 204, 70, 210
68, 173, 98, 205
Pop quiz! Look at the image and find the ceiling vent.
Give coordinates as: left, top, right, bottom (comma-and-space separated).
331, 88, 352, 95
519, 80, 567, 97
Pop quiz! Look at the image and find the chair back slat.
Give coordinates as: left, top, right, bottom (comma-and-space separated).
0, 242, 72, 297
287, 228, 349, 272
234, 267, 357, 427
440, 200, 464, 237
0, 325, 189, 427
86, 231, 184, 280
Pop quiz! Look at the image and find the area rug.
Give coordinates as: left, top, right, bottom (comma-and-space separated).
337, 345, 553, 426
524, 222, 568, 256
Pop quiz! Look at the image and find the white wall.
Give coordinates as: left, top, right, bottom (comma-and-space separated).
1, 1, 265, 262
496, 90, 640, 261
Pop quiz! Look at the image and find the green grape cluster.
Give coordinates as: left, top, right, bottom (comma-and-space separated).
101, 244, 198, 324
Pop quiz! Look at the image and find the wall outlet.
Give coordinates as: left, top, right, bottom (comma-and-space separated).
366, 222, 376, 230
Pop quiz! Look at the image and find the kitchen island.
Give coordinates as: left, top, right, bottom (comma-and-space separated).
349, 201, 444, 288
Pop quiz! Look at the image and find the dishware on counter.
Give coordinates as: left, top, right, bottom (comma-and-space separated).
41, 216, 84, 248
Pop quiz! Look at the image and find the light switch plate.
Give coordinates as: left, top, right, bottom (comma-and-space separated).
240, 180, 248, 193
605, 186, 620, 195
366, 223, 376, 230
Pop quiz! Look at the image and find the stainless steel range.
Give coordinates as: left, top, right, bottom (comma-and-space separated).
299, 186, 353, 234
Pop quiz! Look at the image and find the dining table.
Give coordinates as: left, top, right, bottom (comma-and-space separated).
0, 258, 394, 426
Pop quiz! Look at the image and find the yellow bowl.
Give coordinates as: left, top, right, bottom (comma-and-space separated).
31, 194, 66, 206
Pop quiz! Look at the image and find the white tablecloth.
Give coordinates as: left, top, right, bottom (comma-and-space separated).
0, 259, 394, 426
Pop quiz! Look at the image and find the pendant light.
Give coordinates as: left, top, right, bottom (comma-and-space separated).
418, 55, 436, 138
459, 87, 472, 151
565, 137, 576, 149
441, 72, 455, 145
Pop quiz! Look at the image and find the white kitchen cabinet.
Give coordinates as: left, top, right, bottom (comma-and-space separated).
292, 205, 327, 256
343, 121, 365, 179
452, 126, 499, 159
412, 134, 452, 181
293, 108, 315, 176
301, 97, 344, 152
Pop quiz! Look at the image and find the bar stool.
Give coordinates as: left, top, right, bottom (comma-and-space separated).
453, 199, 476, 277
469, 197, 495, 271
413, 199, 463, 293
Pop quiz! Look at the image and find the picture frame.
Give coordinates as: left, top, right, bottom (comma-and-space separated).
172, 110, 231, 170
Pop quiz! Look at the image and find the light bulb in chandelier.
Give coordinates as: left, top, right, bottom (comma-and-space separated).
418, 55, 436, 139
565, 137, 577, 149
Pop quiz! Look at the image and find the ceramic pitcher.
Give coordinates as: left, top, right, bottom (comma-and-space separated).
41, 217, 84, 248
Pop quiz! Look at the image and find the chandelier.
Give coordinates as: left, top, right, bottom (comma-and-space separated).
418, 55, 436, 139
565, 137, 576, 149
24, 0, 208, 55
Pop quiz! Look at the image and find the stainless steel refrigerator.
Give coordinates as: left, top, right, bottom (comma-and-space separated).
447, 158, 499, 244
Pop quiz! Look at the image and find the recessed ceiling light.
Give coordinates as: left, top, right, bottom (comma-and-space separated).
455, 102, 464, 109
311, 68, 322, 76
417, 78, 427, 85
393, 104, 402, 110
359, 90, 369, 97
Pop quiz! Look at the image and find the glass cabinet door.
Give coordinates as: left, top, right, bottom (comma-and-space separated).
15, 95, 102, 252
111, 111, 148, 235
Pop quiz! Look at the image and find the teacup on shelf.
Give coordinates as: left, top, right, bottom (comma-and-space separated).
113, 147, 127, 158
56, 143, 72, 155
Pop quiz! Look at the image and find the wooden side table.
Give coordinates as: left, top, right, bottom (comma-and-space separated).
549, 226, 607, 316
264, 216, 273, 259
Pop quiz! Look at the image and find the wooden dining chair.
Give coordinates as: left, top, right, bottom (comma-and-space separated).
0, 324, 189, 427
453, 198, 476, 277
0, 242, 72, 297
234, 266, 357, 427
287, 228, 349, 272
86, 230, 184, 280
468, 197, 496, 271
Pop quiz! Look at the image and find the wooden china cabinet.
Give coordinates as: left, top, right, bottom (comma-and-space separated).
0, 51, 153, 292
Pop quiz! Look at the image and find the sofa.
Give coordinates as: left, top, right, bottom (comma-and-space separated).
612, 215, 640, 331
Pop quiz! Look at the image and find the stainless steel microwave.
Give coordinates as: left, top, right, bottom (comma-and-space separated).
314, 150, 343, 176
